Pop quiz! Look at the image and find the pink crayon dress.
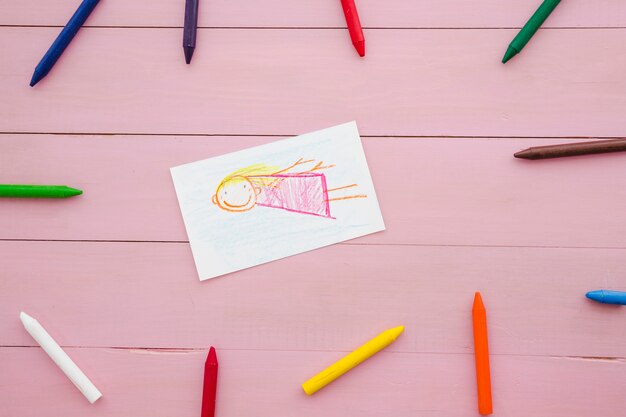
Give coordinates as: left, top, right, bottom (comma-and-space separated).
249, 173, 332, 218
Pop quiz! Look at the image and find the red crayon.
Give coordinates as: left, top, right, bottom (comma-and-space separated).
340, 0, 365, 57
201, 347, 218, 417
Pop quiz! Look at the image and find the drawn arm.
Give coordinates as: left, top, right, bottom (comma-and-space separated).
272, 158, 336, 176
271, 158, 314, 175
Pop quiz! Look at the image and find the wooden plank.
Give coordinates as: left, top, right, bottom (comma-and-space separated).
2, 135, 626, 247
2, 241, 626, 356
1, 28, 625, 137
2, 346, 625, 417
1, 0, 625, 28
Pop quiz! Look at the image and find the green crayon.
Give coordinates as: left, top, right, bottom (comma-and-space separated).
503, 0, 561, 63
0, 184, 83, 198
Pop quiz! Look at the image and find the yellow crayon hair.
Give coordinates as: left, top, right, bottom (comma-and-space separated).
218, 163, 280, 189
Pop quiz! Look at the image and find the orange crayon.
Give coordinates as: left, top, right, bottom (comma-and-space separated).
472, 292, 493, 415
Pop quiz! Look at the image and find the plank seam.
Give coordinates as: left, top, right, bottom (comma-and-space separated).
1, 132, 624, 140
1, 238, 626, 250
2, 25, 626, 30
3, 345, 626, 361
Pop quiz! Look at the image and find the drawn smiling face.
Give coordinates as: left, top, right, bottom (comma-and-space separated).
212, 176, 259, 212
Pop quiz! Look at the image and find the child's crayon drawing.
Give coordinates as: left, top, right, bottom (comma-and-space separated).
171, 122, 385, 280
212, 158, 367, 218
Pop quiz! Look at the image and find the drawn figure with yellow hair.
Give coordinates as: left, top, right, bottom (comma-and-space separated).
211, 158, 366, 218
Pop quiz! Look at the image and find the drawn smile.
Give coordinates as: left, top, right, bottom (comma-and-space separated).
223, 196, 252, 208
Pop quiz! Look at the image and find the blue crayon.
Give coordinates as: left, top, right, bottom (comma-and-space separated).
586, 290, 626, 305
30, 0, 101, 87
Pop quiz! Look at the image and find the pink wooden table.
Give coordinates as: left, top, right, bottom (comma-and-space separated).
1, 1, 626, 416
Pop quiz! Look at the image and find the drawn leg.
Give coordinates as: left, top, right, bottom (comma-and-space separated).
326, 183, 367, 201
326, 194, 367, 202
327, 184, 358, 192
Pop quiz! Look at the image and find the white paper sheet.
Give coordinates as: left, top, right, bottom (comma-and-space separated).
171, 122, 385, 280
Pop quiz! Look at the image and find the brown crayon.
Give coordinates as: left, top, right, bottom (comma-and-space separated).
515, 139, 626, 160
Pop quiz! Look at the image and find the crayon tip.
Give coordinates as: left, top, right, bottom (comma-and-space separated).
29, 74, 40, 87
586, 290, 603, 302
206, 346, 218, 365
473, 292, 485, 310
20, 311, 35, 326
514, 149, 533, 159
184, 46, 195, 64
354, 40, 365, 57
64, 187, 83, 197
387, 325, 404, 340
30, 65, 48, 87
502, 46, 518, 64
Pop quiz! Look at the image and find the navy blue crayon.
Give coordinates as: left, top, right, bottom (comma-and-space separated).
30, 0, 101, 87
586, 290, 626, 305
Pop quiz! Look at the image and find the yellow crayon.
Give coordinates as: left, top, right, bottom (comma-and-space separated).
302, 325, 404, 395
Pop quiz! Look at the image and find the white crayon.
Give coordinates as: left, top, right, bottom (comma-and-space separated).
20, 312, 102, 403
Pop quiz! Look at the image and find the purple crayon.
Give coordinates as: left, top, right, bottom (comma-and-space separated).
183, 0, 199, 64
